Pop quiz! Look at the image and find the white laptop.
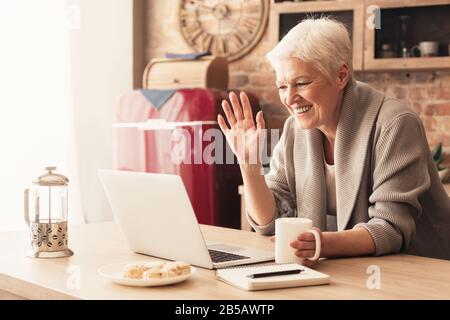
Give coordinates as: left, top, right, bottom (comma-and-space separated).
98, 169, 274, 269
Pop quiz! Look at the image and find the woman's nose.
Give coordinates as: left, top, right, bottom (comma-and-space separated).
286, 86, 300, 106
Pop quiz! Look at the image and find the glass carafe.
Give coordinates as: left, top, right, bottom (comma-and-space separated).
24, 166, 74, 258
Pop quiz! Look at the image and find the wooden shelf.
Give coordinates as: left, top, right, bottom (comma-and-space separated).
272, 0, 361, 11
270, 0, 364, 71
364, 0, 450, 71
364, 0, 450, 10
364, 57, 450, 72
270, 0, 450, 72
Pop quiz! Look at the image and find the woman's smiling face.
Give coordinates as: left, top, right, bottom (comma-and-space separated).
275, 57, 344, 132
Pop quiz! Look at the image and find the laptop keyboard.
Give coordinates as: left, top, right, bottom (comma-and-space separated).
208, 249, 251, 263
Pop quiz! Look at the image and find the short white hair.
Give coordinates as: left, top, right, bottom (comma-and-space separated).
266, 17, 354, 84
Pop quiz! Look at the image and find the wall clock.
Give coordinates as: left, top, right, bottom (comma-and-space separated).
179, 0, 270, 61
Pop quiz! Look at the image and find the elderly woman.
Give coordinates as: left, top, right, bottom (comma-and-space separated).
217, 18, 450, 266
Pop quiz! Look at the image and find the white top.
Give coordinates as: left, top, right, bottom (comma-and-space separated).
324, 158, 337, 231
324, 160, 336, 215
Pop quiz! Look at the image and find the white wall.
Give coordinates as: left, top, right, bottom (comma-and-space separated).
69, 0, 133, 222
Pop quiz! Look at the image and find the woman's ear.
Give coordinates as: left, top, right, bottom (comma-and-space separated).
336, 64, 350, 89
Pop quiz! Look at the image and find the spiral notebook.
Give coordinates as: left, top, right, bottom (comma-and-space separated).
216, 263, 330, 291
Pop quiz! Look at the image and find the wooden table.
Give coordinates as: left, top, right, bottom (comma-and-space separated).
239, 184, 450, 231
1, 222, 449, 300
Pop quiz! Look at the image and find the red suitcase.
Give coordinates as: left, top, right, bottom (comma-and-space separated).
114, 88, 260, 229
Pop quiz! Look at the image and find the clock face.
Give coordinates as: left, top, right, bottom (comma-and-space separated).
179, 0, 269, 61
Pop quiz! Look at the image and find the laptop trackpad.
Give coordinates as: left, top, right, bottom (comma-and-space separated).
207, 243, 247, 253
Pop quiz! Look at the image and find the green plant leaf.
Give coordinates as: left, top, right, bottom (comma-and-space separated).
432, 143, 442, 162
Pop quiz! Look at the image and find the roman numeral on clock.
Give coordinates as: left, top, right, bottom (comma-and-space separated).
184, 22, 203, 42
226, 32, 247, 49
180, 8, 196, 21
202, 33, 213, 52
240, 17, 259, 35
213, 37, 227, 55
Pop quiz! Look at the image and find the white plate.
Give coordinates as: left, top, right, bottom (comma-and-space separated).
98, 261, 196, 287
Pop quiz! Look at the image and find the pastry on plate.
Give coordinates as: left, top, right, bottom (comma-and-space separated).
123, 264, 146, 279
162, 261, 191, 276
143, 268, 168, 279
122, 261, 191, 279
143, 261, 165, 270
176, 262, 191, 275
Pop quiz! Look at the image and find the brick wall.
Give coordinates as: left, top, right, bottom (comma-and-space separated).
144, 0, 450, 168
358, 71, 450, 157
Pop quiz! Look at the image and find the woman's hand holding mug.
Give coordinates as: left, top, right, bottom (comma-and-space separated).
270, 218, 323, 268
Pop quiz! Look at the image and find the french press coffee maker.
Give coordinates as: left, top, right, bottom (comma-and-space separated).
24, 166, 74, 258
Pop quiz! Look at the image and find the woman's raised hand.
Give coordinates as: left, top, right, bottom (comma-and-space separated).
217, 91, 265, 166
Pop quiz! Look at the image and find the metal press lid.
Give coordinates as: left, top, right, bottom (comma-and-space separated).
33, 166, 69, 186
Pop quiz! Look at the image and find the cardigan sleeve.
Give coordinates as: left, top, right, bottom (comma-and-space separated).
354, 113, 431, 256
246, 118, 297, 235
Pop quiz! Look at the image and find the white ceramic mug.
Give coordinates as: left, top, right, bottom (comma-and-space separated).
411, 41, 439, 57
275, 218, 321, 264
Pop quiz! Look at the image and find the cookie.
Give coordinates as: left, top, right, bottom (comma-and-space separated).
162, 261, 191, 276
143, 261, 165, 270
143, 268, 169, 279
123, 264, 146, 279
